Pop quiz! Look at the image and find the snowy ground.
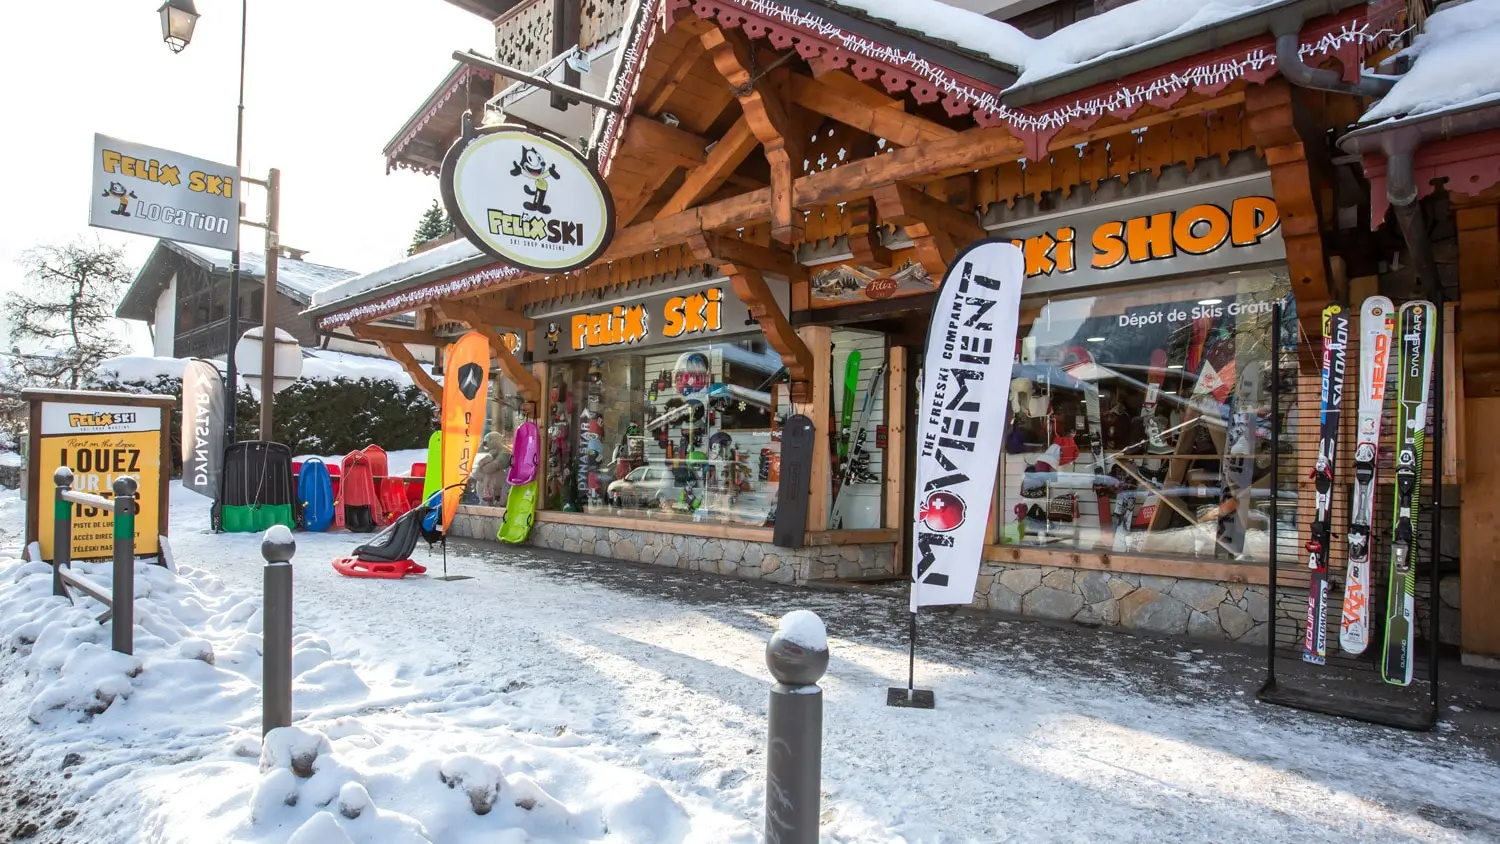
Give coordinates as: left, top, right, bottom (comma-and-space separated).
1, 483, 1499, 843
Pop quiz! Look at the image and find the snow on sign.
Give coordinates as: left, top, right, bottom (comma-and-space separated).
441, 124, 616, 274
87, 134, 239, 252
911, 240, 1024, 609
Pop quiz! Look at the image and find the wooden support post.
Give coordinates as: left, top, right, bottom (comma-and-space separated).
375, 339, 441, 403
434, 301, 542, 403
800, 325, 832, 534
885, 345, 908, 534
701, 27, 803, 245
687, 234, 813, 391
872, 182, 984, 278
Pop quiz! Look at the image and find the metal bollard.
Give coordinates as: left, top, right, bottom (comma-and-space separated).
261, 525, 296, 736
111, 477, 138, 655
52, 468, 74, 599
764, 610, 829, 844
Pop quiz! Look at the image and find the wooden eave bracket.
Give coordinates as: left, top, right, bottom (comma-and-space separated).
700, 27, 803, 246
687, 233, 812, 389
432, 302, 542, 403
872, 182, 985, 278
1245, 80, 1333, 338
351, 324, 442, 403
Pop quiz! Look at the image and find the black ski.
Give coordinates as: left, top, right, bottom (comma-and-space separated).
1302, 304, 1348, 665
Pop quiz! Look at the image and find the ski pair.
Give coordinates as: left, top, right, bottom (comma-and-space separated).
829, 363, 887, 529
1301, 299, 1434, 687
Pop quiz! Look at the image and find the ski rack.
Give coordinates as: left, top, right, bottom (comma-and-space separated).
1257, 301, 1442, 730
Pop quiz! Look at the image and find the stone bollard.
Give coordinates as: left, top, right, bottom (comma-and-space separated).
764, 610, 829, 844
111, 476, 138, 655
262, 525, 296, 736
52, 468, 74, 600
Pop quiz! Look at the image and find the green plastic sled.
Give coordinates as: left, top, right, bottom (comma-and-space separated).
497, 480, 538, 544
421, 431, 443, 503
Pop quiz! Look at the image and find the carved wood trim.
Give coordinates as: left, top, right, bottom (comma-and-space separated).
364, 337, 441, 403
687, 233, 812, 386
433, 301, 542, 402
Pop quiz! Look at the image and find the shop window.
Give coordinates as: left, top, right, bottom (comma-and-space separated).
465, 373, 525, 507
825, 328, 888, 529
996, 270, 1297, 563
543, 338, 787, 526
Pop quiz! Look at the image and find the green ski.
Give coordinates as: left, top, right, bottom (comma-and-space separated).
1381, 300, 1434, 687
832, 350, 861, 501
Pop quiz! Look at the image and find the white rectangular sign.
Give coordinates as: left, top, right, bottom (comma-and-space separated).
88, 133, 239, 251
911, 241, 1025, 609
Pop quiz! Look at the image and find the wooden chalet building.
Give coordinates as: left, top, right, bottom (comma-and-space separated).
307, 0, 1499, 672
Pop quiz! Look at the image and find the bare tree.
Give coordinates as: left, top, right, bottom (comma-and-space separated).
5, 240, 133, 390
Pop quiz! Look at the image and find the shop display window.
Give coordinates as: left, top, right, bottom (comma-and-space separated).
543, 338, 788, 526
996, 270, 1297, 562
463, 374, 525, 507
825, 328, 888, 529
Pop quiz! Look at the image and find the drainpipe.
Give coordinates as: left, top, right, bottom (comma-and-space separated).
1270, 9, 1397, 99
1379, 128, 1445, 301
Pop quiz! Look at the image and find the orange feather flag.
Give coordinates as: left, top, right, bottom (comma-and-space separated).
440, 332, 491, 532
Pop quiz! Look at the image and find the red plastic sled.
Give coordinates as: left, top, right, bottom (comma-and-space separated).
331, 558, 428, 579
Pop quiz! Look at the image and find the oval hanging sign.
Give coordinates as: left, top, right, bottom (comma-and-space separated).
440, 123, 615, 273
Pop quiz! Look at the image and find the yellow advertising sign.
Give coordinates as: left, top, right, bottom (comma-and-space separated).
34, 400, 163, 561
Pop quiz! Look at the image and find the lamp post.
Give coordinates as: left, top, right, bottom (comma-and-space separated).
160, 0, 246, 445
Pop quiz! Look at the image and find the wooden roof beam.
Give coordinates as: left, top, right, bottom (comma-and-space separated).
348, 324, 439, 346
359, 336, 440, 403
701, 27, 803, 246
788, 73, 956, 148
433, 301, 541, 402
643, 30, 709, 116
873, 183, 985, 279
656, 115, 758, 218
687, 233, 812, 393
623, 117, 709, 169
692, 233, 807, 282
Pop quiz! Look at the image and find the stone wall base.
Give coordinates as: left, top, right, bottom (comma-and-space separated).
446, 511, 896, 584
974, 561, 1272, 644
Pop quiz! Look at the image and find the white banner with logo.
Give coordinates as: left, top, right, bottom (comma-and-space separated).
180, 359, 225, 500
911, 241, 1025, 609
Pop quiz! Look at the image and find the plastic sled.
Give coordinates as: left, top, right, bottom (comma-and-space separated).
363, 444, 389, 479
497, 481, 538, 544
507, 421, 540, 485
338, 450, 383, 533
221, 441, 295, 533
332, 558, 428, 579
421, 431, 443, 504
297, 457, 335, 532
379, 476, 411, 523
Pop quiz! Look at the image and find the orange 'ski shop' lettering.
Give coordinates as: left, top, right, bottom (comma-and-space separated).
1010, 196, 1280, 278
570, 288, 723, 350
487, 210, 587, 246
915, 261, 999, 589
69, 412, 136, 428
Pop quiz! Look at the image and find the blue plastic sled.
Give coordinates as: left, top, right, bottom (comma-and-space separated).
298, 457, 335, 532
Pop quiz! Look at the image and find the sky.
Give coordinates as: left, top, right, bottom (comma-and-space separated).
0, 0, 493, 353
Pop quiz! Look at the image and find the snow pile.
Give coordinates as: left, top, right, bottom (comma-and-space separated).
170, 243, 359, 303
0, 450, 20, 469
776, 609, 827, 651
1362, 0, 1500, 122
828, 0, 1032, 65
96, 351, 420, 387
1015, 0, 1287, 85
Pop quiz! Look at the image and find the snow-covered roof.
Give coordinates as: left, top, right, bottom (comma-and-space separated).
815, 0, 1031, 68
308, 238, 488, 310
170, 242, 359, 303
1360, 0, 1500, 124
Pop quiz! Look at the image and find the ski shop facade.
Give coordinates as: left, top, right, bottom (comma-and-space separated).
307, 0, 1498, 664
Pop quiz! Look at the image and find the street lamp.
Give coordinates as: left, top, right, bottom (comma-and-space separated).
162, 0, 249, 447
158, 0, 200, 53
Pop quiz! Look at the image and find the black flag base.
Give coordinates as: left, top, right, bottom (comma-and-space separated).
432, 537, 475, 582
886, 687, 936, 709
886, 610, 935, 709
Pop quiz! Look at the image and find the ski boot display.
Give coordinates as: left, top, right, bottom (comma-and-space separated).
1143, 348, 1171, 453
1340, 296, 1395, 656
1381, 301, 1435, 687
1303, 303, 1348, 666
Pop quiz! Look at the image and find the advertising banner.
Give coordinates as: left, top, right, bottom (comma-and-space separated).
441, 125, 615, 273
35, 400, 164, 560
88, 134, 239, 251
440, 332, 492, 531
180, 360, 225, 500
911, 241, 1025, 608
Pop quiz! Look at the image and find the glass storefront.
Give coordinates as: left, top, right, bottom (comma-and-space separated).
995, 268, 1297, 563
465, 371, 525, 507
542, 337, 789, 526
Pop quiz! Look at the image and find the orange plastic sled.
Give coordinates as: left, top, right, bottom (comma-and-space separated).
331, 558, 428, 579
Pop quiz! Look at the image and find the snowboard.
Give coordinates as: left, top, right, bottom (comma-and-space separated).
1303, 303, 1349, 666
1341, 296, 1395, 655
829, 363, 887, 529
1381, 300, 1435, 687
1216, 361, 1261, 556
773, 414, 817, 548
